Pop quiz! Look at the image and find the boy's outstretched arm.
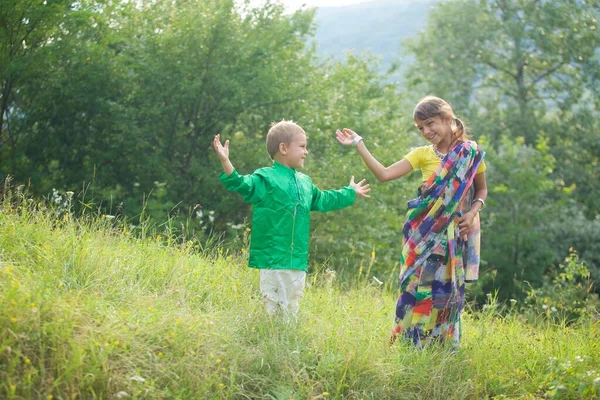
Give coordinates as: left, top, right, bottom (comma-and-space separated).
215, 134, 267, 204
349, 175, 371, 198
310, 176, 370, 212
213, 134, 234, 176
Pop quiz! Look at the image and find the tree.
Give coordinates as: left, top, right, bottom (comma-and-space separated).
107, 0, 319, 222
0, 0, 74, 176
404, 0, 600, 144
480, 135, 567, 301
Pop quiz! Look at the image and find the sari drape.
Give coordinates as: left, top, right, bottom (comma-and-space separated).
391, 140, 485, 347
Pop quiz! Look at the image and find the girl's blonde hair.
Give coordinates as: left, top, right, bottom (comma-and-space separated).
266, 120, 305, 159
413, 95, 468, 141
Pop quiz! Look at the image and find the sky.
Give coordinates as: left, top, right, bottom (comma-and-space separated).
281, 0, 372, 8
252, 0, 375, 11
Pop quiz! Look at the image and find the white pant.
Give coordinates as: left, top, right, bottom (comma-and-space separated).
259, 269, 306, 317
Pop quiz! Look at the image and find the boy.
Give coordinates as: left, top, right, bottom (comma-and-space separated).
213, 120, 370, 317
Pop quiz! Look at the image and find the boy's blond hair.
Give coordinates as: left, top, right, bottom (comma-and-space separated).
266, 120, 305, 159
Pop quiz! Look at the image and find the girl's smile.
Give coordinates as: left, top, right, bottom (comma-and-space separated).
415, 116, 452, 146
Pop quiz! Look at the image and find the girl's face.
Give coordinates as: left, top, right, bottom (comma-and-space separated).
414, 115, 452, 145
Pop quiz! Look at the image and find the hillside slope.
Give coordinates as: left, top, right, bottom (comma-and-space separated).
0, 202, 599, 398
313, 0, 438, 76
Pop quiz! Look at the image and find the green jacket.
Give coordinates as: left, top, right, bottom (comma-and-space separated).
219, 161, 356, 272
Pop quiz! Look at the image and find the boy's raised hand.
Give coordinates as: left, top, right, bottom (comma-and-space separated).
213, 134, 234, 176
349, 176, 371, 198
213, 134, 230, 160
335, 128, 359, 146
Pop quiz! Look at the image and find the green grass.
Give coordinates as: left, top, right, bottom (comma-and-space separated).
1, 202, 599, 399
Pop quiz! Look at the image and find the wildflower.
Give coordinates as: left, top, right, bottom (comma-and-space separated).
10, 317, 17, 323
323, 392, 329, 397
129, 376, 145, 383
24, 357, 31, 365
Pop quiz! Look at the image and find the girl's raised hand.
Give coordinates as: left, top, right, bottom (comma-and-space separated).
335, 128, 358, 146
213, 134, 230, 160
349, 175, 371, 198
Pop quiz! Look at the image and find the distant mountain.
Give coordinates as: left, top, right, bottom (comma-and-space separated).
312, 0, 438, 78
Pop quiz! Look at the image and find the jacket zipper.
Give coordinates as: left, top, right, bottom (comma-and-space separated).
290, 173, 301, 268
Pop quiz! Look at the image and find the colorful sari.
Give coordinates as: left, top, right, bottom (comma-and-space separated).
390, 140, 485, 348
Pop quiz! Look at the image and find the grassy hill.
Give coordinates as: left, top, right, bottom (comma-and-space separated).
1, 197, 599, 398
312, 0, 439, 79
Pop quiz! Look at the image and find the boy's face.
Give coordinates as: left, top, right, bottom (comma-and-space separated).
280, 130, 308, 169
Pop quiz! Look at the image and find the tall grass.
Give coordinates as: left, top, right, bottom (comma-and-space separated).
1, 192, 599, 399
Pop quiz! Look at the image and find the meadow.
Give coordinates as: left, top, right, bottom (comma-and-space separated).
1, 198, 599, 399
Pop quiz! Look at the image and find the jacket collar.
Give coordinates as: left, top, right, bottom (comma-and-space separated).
273, 161, 297, 175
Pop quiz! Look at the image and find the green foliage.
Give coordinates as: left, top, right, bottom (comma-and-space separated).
0, 0, 75, 174
405, 0, 600, 143
546, 107, 600, 217
524, 250, 600, 323
476, 135, 563, 301
540, 355, 600, 399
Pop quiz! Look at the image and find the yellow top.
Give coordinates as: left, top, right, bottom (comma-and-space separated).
404, 144, 486, 182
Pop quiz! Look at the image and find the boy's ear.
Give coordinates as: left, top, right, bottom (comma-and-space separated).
278, 142, 287, 155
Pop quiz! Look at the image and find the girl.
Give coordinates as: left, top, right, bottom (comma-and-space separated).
336, 96, 487, 348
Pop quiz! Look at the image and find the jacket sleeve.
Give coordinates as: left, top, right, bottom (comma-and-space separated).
219, 169, 267, 204
310, 184, 356, 212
